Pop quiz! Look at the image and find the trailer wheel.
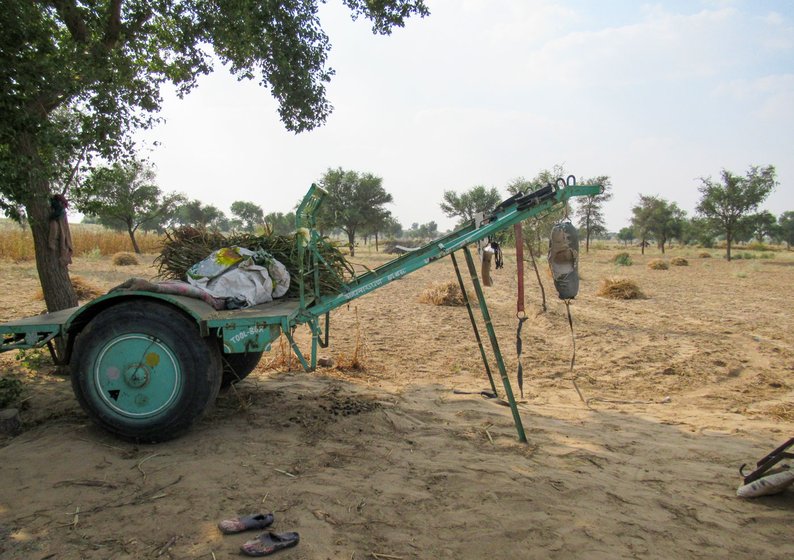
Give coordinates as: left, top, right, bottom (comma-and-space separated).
220, 351, 263, 388
70, 300, 222, 442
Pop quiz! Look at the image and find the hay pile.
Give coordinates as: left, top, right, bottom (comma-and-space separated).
35, 275, 104, 301
155, 227, 354, 297
419, 280, 465, 306
671, 257, 689, 266
597, 277, 644, 300
699, 252, 712, 258
112, 252, 139, 266
647, 259, 669, 270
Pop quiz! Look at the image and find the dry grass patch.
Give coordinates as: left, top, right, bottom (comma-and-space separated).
647, 259, 669, 270
112, 251, 139, 266
597, 277, 645, 300
34, 275, 104, 301
699, 252, 712, 258
670, 257, 689, 266
419, 280, 465, 306
767, 402, 794, 422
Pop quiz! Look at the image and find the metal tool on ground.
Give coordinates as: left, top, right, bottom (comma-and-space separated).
740, 437, 794, 484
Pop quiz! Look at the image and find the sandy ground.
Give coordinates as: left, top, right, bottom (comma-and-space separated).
0, 245, 792, 559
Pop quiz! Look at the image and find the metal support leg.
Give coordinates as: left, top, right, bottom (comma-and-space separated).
462, 246, 528, 443
283, 320, 312, 372
309, 318, 319, 371
451, 252, 498, 396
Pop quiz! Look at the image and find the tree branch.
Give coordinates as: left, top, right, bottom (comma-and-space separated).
102, 0, 123, 49
50, 0, 89, 43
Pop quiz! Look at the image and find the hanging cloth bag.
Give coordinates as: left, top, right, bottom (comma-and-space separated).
548, 221, 579, 300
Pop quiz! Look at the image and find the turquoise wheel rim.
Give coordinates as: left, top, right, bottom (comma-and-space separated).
93, 334, 182, 418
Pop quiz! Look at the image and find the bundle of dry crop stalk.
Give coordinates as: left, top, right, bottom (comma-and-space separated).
155, 227, 355, 297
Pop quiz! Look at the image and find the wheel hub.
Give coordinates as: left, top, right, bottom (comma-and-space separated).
124, 364, 151, 388
94, 334, 181, 418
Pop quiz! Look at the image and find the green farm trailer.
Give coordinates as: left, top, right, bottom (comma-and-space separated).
0, 179, 601, 442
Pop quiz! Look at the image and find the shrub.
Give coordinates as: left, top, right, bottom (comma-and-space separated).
698, 252, 712, 258
647, 259, 669, 270
613, 252, 632, 266
670, 257, 688, 266
597, 277, 644, 300
112, 251, 139, 266
0, 377, 23, 408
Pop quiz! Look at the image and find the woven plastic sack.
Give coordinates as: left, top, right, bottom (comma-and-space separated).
548, 221, 579, 300
736, 467, 794, 498
187, 247, 290, 307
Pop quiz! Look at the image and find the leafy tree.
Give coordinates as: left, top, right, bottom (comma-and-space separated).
405, 221, 438, 240
440, 186, 501, 225
506, 169, 568, 255
0, 1, 428, 312
745, 211, 779, 243
317, 168, 393, 257
680, 217, 716, 248
264, 211, 296, 236
696, 165, 777, 261
360, 207, 396, 251
574, 176, 612, 253
73, 159, 182, 253
631, 195, 685, 254
173, 199, 227, 230
779, 212, 794, 250
230, 201, 265, 232
617, 226, 635, 246
381, 215, 403, 239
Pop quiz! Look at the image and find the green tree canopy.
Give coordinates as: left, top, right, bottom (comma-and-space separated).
230, 201, 264, 232
574, 175, 612, 253
173, 199, 227, 230
630, 195, 685, 254
696, 165, 777, 260
440, 185, 501, 225
0, 0, 428, 311
745, 210, 779, 243
779, 211, 794, 250
317, 168, 393, 256
617, 226, 635, 246
264, 211, 296, 236
73, 159, 182, 253
506, 167, 568, 255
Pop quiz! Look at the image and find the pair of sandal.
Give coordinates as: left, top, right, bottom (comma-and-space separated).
218, 513, 299, 557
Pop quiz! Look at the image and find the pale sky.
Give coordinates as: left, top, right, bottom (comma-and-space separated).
136, 0, 793, 232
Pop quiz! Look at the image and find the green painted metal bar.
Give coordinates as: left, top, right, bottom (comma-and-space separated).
462, 245, 527, 443
309, 317, 319, 370
282, 318, 311, 372
450, 252, 498, 396
306, 183, 602, 319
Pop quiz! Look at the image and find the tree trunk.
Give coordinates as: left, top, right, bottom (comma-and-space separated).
375, 232, 379, 252
27, 191, 78, 312
19, 133, 78, 313
641, 237, 646, 255
347, 230, 356, 257
128, 227, 141, 254
726, 231, 733, 261
585, 215, 591, 253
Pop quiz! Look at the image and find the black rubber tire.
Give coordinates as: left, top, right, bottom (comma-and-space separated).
70, 300, 222, 442
220, 351, 263, 388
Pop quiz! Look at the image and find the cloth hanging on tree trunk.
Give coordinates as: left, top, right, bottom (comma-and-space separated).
47, 194, 73, 266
